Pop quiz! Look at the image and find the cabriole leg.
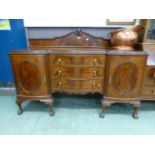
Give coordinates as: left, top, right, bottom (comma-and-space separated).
43, 97, 55, 116
99, 98, 111, 118
16, 97, 24, 115
132, 102, 140, 119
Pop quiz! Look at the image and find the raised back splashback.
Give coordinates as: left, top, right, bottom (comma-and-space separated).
28, 30, 110, 49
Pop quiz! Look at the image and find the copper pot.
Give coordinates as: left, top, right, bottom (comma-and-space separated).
110, 25, 143, 50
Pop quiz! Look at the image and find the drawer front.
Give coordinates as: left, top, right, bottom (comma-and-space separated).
49, 54, 105, 66
144, 67, 155, 77
51, 78, 103, 92
82, 67, 104, 78
143, 76, 155, 86
51, 79, 73, 89
51, 67, 104, 78
81, 80, 103, 90
141, 86, 155, 96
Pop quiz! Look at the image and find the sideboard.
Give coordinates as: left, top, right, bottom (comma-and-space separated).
10, 30, 155, 119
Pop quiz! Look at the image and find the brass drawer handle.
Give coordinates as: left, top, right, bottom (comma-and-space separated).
57, 70, 62, 77
93, 58, 97, 65
92, 82, 96, 89
58, 81, 62, 88
93, 70, 97, 77
57, 58, 61, 65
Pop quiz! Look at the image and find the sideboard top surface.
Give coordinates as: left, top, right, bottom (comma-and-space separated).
10, 48, 107, 55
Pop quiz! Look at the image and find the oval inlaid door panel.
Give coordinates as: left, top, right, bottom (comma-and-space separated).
19, 60, 41, 93
112, 62, 138, 96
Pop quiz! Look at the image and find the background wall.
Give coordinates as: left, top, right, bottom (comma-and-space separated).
0, 19, 27, 85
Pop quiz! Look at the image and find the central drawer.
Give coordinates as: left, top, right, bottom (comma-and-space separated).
49, 54, 105, 66
51, 66, 104, 78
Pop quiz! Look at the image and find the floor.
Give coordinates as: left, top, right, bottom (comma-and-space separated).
0, 94, 155, 135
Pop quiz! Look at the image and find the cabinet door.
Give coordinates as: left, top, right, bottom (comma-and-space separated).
10, 54, 50, 97
105, 55, 147, 98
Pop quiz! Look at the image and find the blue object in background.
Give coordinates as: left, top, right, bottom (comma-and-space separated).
0, 19, 27, 82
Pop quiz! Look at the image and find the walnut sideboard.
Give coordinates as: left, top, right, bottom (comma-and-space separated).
10, 48, 148, 119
